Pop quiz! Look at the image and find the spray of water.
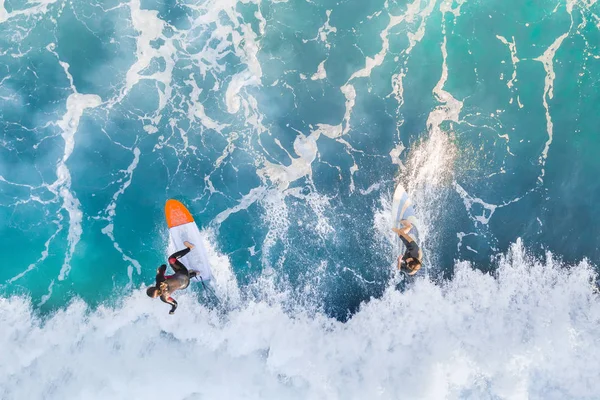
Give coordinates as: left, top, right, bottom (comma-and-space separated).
1, 241, 599, 400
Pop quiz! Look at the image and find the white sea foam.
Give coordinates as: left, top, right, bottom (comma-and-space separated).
200, 229, 241, 304
7, 223, 61, 284
534, 31, 570, 183
388, 0, 436, 109
260, 0, 439, 193
259, 189, 291, 272
225, 18, 263, 114
185, 74, 229, 132
212, 186, 267, 225
396, 31, 460, 262
0, 0, 58, 24
48, 93, 102, 284
303, 9, 337, 49
97, 148, 143, 286
259, 133, 319, 190
1, 241, 599, 400
311, 60, 327, 80
287, 187, 334, 239
496, 35, 520, 93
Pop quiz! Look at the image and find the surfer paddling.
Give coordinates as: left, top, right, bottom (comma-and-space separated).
147, 241, 198, 314
392, 219, 423, 275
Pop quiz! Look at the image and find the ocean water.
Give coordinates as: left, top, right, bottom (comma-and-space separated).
1, 0, 600, 398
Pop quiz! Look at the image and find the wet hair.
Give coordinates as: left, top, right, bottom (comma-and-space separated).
398, 257, 422, 274
146, 286, 160, 298
407, 259, 422, 273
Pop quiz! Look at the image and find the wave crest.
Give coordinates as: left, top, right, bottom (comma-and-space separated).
2, 241, 598, 400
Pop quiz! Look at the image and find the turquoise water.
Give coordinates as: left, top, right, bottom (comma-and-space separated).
1, 0, 600, 398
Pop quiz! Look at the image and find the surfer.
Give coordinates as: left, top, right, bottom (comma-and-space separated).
392, 219, 422, 275
146, 241, 197, 314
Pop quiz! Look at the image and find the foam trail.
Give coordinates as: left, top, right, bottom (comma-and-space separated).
7, 224, 61, 284
316, 9, 336, 49
311, 60, 327, 80
37, 280, 54, 306
199, 229, 241, 305
260, 0, 438, 192
454, 182, 528, 229
225, 29, 263, 113
346, 0, 436, 83
259, 133, 319, 190
212, 186, 267, 225
1, 242, 599, 399
259, 189, 291, 272
454, 182, 498, 225
51, 94, 102, 280
0, 0, 58, 24
99, 148, 143, 286
496, 35, 520, 90
34, 43, 102, 284
49, 93, 102, 282
336, 0, 437, 190
110, 0, 172, 108
398, 30, 460, 261
534, 32, 569, 183
389, 0, 437, 112
185, 74, 229, 132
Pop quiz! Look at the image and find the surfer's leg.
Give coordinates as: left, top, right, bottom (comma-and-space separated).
168, 247, 190, 274
399, 219, 413, 234
398, 234, 411, 248
170, 247, 191, 260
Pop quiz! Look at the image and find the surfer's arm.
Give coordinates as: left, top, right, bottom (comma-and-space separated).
155, 264, 167, 285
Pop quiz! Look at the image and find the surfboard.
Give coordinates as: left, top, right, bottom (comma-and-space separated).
391, 182, 421, 243
165, 199, 213, 282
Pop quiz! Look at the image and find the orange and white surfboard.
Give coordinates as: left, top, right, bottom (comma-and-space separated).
165, 199, 194, 228
165, 199, 213, 281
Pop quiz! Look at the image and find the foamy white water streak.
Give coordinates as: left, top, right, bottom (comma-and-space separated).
1, 241, 598, 400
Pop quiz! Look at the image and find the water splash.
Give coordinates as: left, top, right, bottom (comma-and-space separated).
1, 241, 598, 400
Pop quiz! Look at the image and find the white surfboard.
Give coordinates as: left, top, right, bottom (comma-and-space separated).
165, 199, 213, 282
391, 183, 421, 243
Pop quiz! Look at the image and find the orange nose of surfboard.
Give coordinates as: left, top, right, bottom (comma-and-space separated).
165, 199, 194, 228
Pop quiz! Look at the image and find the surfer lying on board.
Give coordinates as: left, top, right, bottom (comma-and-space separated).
146, 241, 197, 314
392, 219, 423, 276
